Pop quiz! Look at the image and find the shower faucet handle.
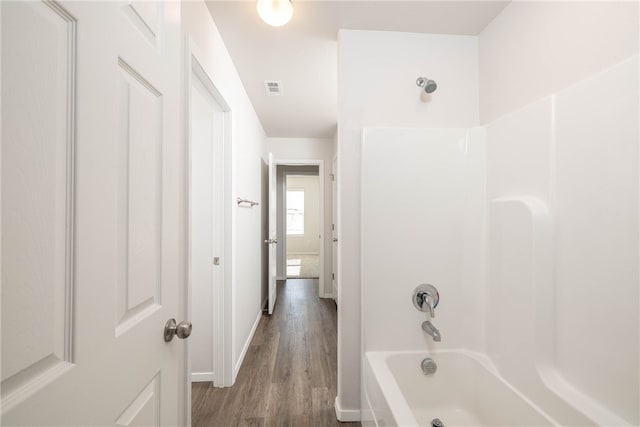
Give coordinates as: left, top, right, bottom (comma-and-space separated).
412, 284, 439, 317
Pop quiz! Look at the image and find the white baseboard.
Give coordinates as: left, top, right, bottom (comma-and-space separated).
233, 307, 263, 381
334, 396, 361, 422
191, 372, 214, 382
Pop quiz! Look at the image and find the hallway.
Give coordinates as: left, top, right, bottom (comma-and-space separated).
192, 279, 358, 426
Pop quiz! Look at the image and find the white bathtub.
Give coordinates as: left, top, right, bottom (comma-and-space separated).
363, 350, 557, 427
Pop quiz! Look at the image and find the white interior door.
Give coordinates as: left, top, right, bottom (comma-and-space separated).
1, 1, 185, 425
267, 153, 278, 314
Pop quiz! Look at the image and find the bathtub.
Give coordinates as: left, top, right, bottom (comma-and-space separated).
363, 350, 557, 427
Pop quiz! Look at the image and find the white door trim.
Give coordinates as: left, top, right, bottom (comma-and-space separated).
274, 158, 326, 298
332, 155, 338, 305
182, 34, 234, 425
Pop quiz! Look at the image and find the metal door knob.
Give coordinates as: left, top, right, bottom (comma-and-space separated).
264, 238, 278, 244
332, 237, 338, 242
164, 318, 192, 342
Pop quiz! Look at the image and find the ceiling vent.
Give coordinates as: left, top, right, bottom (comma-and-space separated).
264, 80, 283, 96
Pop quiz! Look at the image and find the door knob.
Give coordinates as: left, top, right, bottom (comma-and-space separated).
264, 238, 278, 244
332, 237, 338, 242
164, 318, 192, 342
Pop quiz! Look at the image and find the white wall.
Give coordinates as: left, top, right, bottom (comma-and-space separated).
267, 137, 334, 295
361, 128, 485, 353
286, 175, 320, 255
479, 1, 639, 124
182, 1, 267, 382
337, 29, 479, 414
479, 3, 639, 424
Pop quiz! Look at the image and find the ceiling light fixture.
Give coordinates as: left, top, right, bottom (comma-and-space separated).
257, 0, 293, 27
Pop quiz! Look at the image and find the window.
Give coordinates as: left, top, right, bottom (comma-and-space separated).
286, 189, 304, 235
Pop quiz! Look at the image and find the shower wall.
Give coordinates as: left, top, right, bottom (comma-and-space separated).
360, 57, 639, 425
337, 29, 480, 414
361, 128, 486, 353
479, 3, 639, 424
482, 59, 639, 425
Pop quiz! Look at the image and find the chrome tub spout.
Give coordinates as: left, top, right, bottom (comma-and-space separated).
422, 320, 441, 342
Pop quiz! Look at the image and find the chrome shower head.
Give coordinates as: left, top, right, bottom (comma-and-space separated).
416, 77, 437, 94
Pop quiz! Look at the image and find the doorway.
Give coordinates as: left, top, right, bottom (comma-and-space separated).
273, 162, 326, 298
184, 39, 234, 416
189, 70, 220, 385
285, 172, 320, 280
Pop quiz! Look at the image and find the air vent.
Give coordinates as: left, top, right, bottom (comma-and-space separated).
264, 80, 283, 96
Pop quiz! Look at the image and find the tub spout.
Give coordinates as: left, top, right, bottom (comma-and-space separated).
422, 320, 441, 342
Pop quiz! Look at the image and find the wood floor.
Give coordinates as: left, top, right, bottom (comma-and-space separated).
192, 279, 360, 427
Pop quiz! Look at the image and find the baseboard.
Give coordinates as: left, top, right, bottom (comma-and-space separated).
191, 372, 214, 382
233, 307, 263, 381
334, 396, 361, 422
320, 291, 333, 299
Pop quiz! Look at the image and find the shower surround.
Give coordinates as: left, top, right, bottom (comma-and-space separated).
360, 55, 639, 426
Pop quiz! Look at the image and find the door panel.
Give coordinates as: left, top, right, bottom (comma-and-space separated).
124, 1, 161, 47
1, 0, 76, 404
1, 1, 183, 424
115, 373, 161, 427
115, 58, 163, 336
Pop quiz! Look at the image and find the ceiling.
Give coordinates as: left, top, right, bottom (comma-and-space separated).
205, 1, 510, 138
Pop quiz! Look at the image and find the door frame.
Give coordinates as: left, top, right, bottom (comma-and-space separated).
274, 158, 326, 297
331, 155, 338, 304
182, 35, 234, 425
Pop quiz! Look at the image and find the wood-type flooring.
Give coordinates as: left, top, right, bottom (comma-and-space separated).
192, 279, 360, 427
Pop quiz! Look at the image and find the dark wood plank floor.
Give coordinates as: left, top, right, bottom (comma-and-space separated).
192, 279, 360, 427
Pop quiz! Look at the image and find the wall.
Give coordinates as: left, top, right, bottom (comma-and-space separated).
337, 30, 479, 415
182, 1, 267, 383
361, 128, 485, 353
479, 2, 639, 424
286, 175, 320, 255
267, 137, 334, 295
479, 1, 639, 124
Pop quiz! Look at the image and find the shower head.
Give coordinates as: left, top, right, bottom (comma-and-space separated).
416, 77, 437, 94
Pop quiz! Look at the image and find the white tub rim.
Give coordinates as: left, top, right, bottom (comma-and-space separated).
364, 348, 560, 427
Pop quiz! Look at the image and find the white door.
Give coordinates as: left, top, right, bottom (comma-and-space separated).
1, 1, 185, 425
267, 153, 278, 314
332, 157, 338, 304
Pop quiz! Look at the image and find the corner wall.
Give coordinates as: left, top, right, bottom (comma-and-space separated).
181, 0, 267, 382
337, 29, 480, 415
